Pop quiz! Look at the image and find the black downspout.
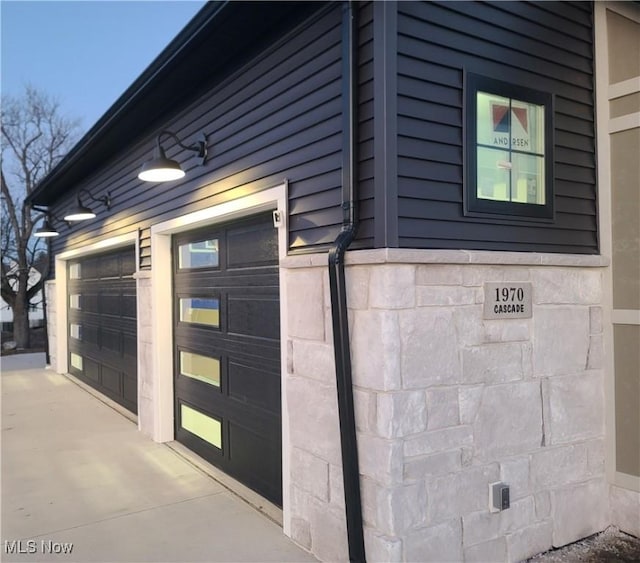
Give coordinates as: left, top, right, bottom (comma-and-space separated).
328, 2, 365, 563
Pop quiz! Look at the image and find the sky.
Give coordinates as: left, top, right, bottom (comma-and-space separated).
1, 0, 207, 134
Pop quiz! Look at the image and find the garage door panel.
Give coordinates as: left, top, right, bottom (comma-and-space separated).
101, 365, 121, 395
175, 330, 280, 363
226, 223, 278, 268
67, 247, 137, 414
228, 360, 280, 412
173, 212, 281, 506
227, 294, 280, 339
228, 422, 281, 500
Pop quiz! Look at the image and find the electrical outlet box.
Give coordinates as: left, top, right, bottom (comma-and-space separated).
489, 482, 510, 512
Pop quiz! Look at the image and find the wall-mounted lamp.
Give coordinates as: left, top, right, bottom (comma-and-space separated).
34, 218, 60, 238
64, 189, 112, 222
31, 205, 65, 238
138, 130, 207, 182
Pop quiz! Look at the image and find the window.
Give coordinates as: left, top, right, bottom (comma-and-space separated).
179, 297, 220, 327
179, 350, 221, 388
178, 239, 219, 269
465, 73, 554, 220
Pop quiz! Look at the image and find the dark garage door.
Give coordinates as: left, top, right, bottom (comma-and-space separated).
173, 212, 282, 506
67, 247, 137, 413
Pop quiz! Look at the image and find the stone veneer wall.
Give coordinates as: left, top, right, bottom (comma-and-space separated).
44, 280, 56, 368
133, 271, 154, 437
283, 249, 609, 562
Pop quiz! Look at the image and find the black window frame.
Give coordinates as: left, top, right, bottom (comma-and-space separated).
464, 72, 555, 221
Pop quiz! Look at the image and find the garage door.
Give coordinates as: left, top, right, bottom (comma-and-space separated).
67, 247, 137, 413
173, 213, 281, 505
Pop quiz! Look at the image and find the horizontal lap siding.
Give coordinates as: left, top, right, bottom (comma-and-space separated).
50, 5, 374, 261
396, 1, 598, 253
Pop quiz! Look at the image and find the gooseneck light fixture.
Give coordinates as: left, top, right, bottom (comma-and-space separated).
63, 189, 112, 222
34, 218, 60, 238
138, 130, 207, 182
31, 205, 65, 238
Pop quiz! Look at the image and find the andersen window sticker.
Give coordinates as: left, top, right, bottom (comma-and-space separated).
465, 73, 554, 221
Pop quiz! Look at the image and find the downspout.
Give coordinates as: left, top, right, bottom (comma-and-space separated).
328, 2, 366, 562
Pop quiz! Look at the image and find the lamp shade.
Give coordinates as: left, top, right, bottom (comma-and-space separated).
138, 148, 185, 182
64, 203, 96, 222
33, 220, 60, 237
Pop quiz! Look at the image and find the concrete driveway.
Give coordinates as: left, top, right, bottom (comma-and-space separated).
1, 363, 315, 562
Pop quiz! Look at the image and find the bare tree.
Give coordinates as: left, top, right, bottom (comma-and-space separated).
1, 86, 80, 349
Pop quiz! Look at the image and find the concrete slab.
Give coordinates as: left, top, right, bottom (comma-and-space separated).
1, 368, 316, 562
1, 352, 46, 371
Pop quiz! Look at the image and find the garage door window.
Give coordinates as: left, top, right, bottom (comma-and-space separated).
70, 294, 81, 310
179, 350, 221, 387
179, 297, 220, 327
70, 353, 83, 371
70, 324, 82, 340
178, 239, 219, 269
181, 404, 222, 449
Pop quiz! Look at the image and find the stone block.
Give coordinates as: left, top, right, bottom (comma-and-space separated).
426, 387, 460, 430
462, 342, 524, 384
403, 426, 473, 458
404, 450, 462, 481
399, 308, 462, 388
290, 447, 329, 501
587, 334, 603, 369
464, 537, 507, 563
345, 265, 370, 310
354, 388, 376, 433
352, 309, 402, 391
483, 320, 530, 343
530, 444, 589, 491
416, 286, 477, 307
531, 268, 601, 305
459, 385, 484, 425
590, 306, 603, 334
416, 264, 465, 286
462, 266, 531, 287
532, 307, 590, 376
287, 376, 342, 465
506, 520, 553, 562
586, 439, 606, 475
611, 485, 640, 537
462, 496, 536, 547
364, 528, 402, 563
500, 457, 531, 501
427, 464, 499, 522
357, 433, 404, 485
290, 517, 312, 550
329, 463, 345, 508
369, 264, 416, 309
137, 396, 154, 438
534, 491, 551, 519
451, 306, 484, 348
286, 269, 325, 340
473, 382, 542, 462
309, 502, 349, 562
551, 479, 609, 547
291, 339, 335, 383
404, 519, 463, 563
376, 390, 427, 438
542, 371, 604, 445
361, 479, 428, 535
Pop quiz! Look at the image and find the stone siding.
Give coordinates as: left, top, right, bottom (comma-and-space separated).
282, 250, 608, 562
44, 280, 56, 368
133, 271, 154, 437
